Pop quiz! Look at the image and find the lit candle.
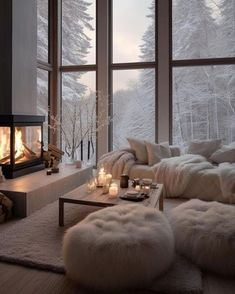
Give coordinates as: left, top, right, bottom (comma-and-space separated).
143, 186, 150, 195
135, 185, 141, 192
106, 173, 112, 185
87, 178, 97, 193
109, 183, 118, 198
98, 168, 106, 186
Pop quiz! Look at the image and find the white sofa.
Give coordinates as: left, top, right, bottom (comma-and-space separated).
98, 139, 235, 204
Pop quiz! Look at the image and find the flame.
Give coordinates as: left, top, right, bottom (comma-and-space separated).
0, 128, 10, 160
0, 127, 41, 164
15, 128, 24, 158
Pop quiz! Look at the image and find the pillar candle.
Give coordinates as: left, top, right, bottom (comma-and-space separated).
109, 183, 118, 197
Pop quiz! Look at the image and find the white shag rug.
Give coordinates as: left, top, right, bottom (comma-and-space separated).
0, 200, 202, 293
169, 199, 235, 276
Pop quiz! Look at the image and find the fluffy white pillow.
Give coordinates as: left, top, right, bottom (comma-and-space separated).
145, 141, 171, 166
210, 145, 235, 163
229, 141, 235, 148
187, 139, 222, 159
127, 138, 148, 164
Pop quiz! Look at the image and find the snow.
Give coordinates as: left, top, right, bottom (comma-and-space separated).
37, 0, 235, 162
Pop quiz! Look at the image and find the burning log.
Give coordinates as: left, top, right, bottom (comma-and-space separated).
15, 153, 25, 162
23, 144, 37, 160
0, 155, 11, 164
23, 144, 36, 156
0, 144, 38, 165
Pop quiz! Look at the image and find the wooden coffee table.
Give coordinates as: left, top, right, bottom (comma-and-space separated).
59, 181, 164, 226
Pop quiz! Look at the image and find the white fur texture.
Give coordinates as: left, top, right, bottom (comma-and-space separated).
169, 199, 235, 276
97, 148, 136, 179
153, 154, 235, 204
63, 204, 174, 291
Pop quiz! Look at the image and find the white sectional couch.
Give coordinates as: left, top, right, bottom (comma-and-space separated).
98, 138, 235, 204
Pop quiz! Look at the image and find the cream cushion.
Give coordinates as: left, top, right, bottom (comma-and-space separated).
187, 139, 222, 158
210, 145, 235, 163
63, 204, 174, 291
146, 141, 171, 166
127, 137, 148, 163
129, 164, 155, 179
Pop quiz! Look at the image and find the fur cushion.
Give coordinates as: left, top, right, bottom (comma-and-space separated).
169, 199, 235, 276
210, 144, 235, 163
63, 204, 174, 291
145, 141, 171, 166
127, 137, 148, 163
187, 139, 222, 158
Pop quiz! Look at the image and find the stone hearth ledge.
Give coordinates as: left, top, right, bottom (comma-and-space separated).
0, 165, 93, 217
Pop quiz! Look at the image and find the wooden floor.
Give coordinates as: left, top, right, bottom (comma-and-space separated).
1, 261, 235, 294
0, 199, 235, 294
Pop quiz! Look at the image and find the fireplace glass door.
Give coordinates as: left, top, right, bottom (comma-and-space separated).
0, 126, 42, 166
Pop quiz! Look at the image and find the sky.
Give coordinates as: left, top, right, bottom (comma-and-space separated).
80, 0, 225, 93
81, 0, 153, 92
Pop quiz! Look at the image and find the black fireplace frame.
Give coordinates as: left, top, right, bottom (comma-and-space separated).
0, 115, 45, 178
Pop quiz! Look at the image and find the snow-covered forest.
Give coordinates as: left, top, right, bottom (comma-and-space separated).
172, 0, 235, 148
37, 0, 235, 161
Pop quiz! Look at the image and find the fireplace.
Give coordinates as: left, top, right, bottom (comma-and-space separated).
0, 115, 45, 178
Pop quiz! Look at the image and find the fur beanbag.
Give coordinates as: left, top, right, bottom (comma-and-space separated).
169, 199, 235, 276
63, 204, 174, 291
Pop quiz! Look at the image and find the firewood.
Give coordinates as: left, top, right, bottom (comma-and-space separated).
23, 144, 36, 156
48, 144, 64, 155
0, 154, 11, 164
48, 144, 64, 160
23, 149, 37, 160
15, 153, 25, 162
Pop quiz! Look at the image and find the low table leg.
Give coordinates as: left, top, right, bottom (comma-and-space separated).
159, 193, 164, 211
59, 198, 64, 226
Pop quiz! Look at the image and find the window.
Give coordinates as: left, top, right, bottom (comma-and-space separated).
37, 0, 50, 148
112, 0, 155, 63
38, 0, 234, 163
62, 0, 96, 65
61, 0, 96, 164
37, 0, 49, 62
172, 0, 235, 148
111, 0, 156, 149
112, 69, 155, 148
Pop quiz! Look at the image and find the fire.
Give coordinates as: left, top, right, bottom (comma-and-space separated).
0, 128, 25, 164
0, 126, 41, 165
15, 128, 24, 158
0, 128, 10, 160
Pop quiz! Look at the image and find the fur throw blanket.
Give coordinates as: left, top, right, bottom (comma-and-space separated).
153, 154, 235, 204
97, 148, 136, 179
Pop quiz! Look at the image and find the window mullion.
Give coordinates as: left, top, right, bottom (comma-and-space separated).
97, 0, 110, 159
158, 0, 170, 143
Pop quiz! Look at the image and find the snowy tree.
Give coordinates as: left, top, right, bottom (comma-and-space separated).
172, 0, 235, 147
113, 1, 156, 149
62, 0, 93, 66
113, 71, 155, 149
139, 0, 155, 94
61, 1, 96, 163
37, 0, 96, 163
37, 0, 48, 62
